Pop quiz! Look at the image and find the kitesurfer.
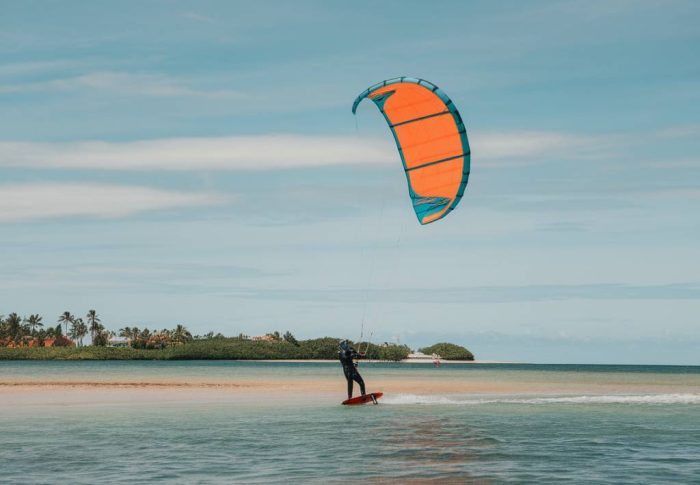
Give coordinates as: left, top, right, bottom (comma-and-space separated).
339, 340, 366, 399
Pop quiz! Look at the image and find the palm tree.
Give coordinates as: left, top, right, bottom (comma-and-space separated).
25, 314, 43, 334
70, 318, 88, 347
87, 310, 101, 345
77, 320, 88, 347
93, 326, 112, 347
69, 319, 79, 343
6, 313, 23, 339
172, 324, 192, 344
58, 311, 74, 336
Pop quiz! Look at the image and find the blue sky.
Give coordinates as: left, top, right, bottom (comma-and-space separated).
1, 1, 699, 364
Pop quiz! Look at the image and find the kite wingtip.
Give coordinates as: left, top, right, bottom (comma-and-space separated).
351, 98, 362, 115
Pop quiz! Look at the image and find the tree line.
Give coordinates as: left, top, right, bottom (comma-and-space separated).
0, 310, 110, 347
117, 324, 193, 349
0, 310, 194, 349
1, 310, 473, 361
0, 336, 414, 361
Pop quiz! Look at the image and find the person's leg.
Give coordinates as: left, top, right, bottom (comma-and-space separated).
353, 371, 366, 396
344, 366, 353, 399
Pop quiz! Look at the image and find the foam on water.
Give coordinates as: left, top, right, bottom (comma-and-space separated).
383, 393, 700, 405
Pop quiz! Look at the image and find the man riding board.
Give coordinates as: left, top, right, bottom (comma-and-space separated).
338, 339, 366, 399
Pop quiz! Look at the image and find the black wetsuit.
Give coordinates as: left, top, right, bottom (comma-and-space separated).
339, 347, 366, 399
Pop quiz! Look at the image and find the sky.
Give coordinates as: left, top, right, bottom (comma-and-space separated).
1, 0, 699, 364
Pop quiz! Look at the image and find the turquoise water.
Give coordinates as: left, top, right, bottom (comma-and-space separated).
2, 362, 700, 483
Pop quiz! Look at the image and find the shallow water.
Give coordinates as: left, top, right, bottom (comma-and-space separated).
1, 362, 699, 483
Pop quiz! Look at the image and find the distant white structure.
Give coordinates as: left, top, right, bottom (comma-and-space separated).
406, 351, 441, 366
108, 337, 129, 348
406, 352, 433, 360
251, 335, 276, 342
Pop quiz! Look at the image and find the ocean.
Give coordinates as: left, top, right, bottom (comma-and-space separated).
1, 361, 699, 484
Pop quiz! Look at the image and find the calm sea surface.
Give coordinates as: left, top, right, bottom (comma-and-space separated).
1, 361, 699, 484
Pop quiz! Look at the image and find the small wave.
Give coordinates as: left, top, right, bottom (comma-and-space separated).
382, 393, 700, 406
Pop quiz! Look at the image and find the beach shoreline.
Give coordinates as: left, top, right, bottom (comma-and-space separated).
4, 374, 698, 406
3, 364, 698, 484
3, 360, 698, 411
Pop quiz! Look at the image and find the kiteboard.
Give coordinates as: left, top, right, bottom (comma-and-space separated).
342, 392, 383, 406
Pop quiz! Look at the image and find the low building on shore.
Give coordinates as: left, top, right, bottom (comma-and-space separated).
406, 351, 433, 360
1, 336, 75, 348
251, 335, 277, 342
107, 337, 129, 348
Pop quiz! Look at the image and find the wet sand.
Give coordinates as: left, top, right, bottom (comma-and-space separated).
3, 372, 699, 409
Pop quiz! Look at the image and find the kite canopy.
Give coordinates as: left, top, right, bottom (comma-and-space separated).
352, 77, 470, 225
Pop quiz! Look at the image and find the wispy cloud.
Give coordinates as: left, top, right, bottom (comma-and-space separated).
658, 124, 700, 138
650, 159, 700, 169
0, 183, 227, 222
0, 262, 272, 291
180, 11, 216, 23
646, 188, 700, 200
0, 71, 242, 98
0, 130, 620, 172
473, 131, 619, 162
223, 282, 700, 303
0, 135, 396, 171
0, 60, 81, 78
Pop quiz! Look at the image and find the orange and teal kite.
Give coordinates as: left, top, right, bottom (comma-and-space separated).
352, 77, 470, 225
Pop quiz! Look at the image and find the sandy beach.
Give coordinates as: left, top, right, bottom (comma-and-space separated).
4, 361, 699, 409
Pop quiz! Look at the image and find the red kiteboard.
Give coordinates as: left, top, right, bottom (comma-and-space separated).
342, 392, 383, 406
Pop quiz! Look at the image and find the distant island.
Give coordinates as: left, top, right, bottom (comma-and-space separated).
0, 310, 474, 361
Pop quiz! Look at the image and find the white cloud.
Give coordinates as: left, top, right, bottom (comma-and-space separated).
180, 11, 216, 23
650, 159, 700, 169
0, 135, 396, 171
658, 124, 700, 138
473, 131, 619, 164
0, 131, 618, 172
0, 71, 242, 98
647, 188, 700, 200
0, 60, 80, 78
0, 183, 227, 222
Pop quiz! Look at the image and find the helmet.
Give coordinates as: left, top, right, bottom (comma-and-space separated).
339, 339, 351, 352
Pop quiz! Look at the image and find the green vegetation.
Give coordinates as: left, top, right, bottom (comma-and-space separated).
0, 346, 149, 360
0, 336, 412, 361
419, 342, 474, 361
118, 324, 193, 349
2, 309, 468, 361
